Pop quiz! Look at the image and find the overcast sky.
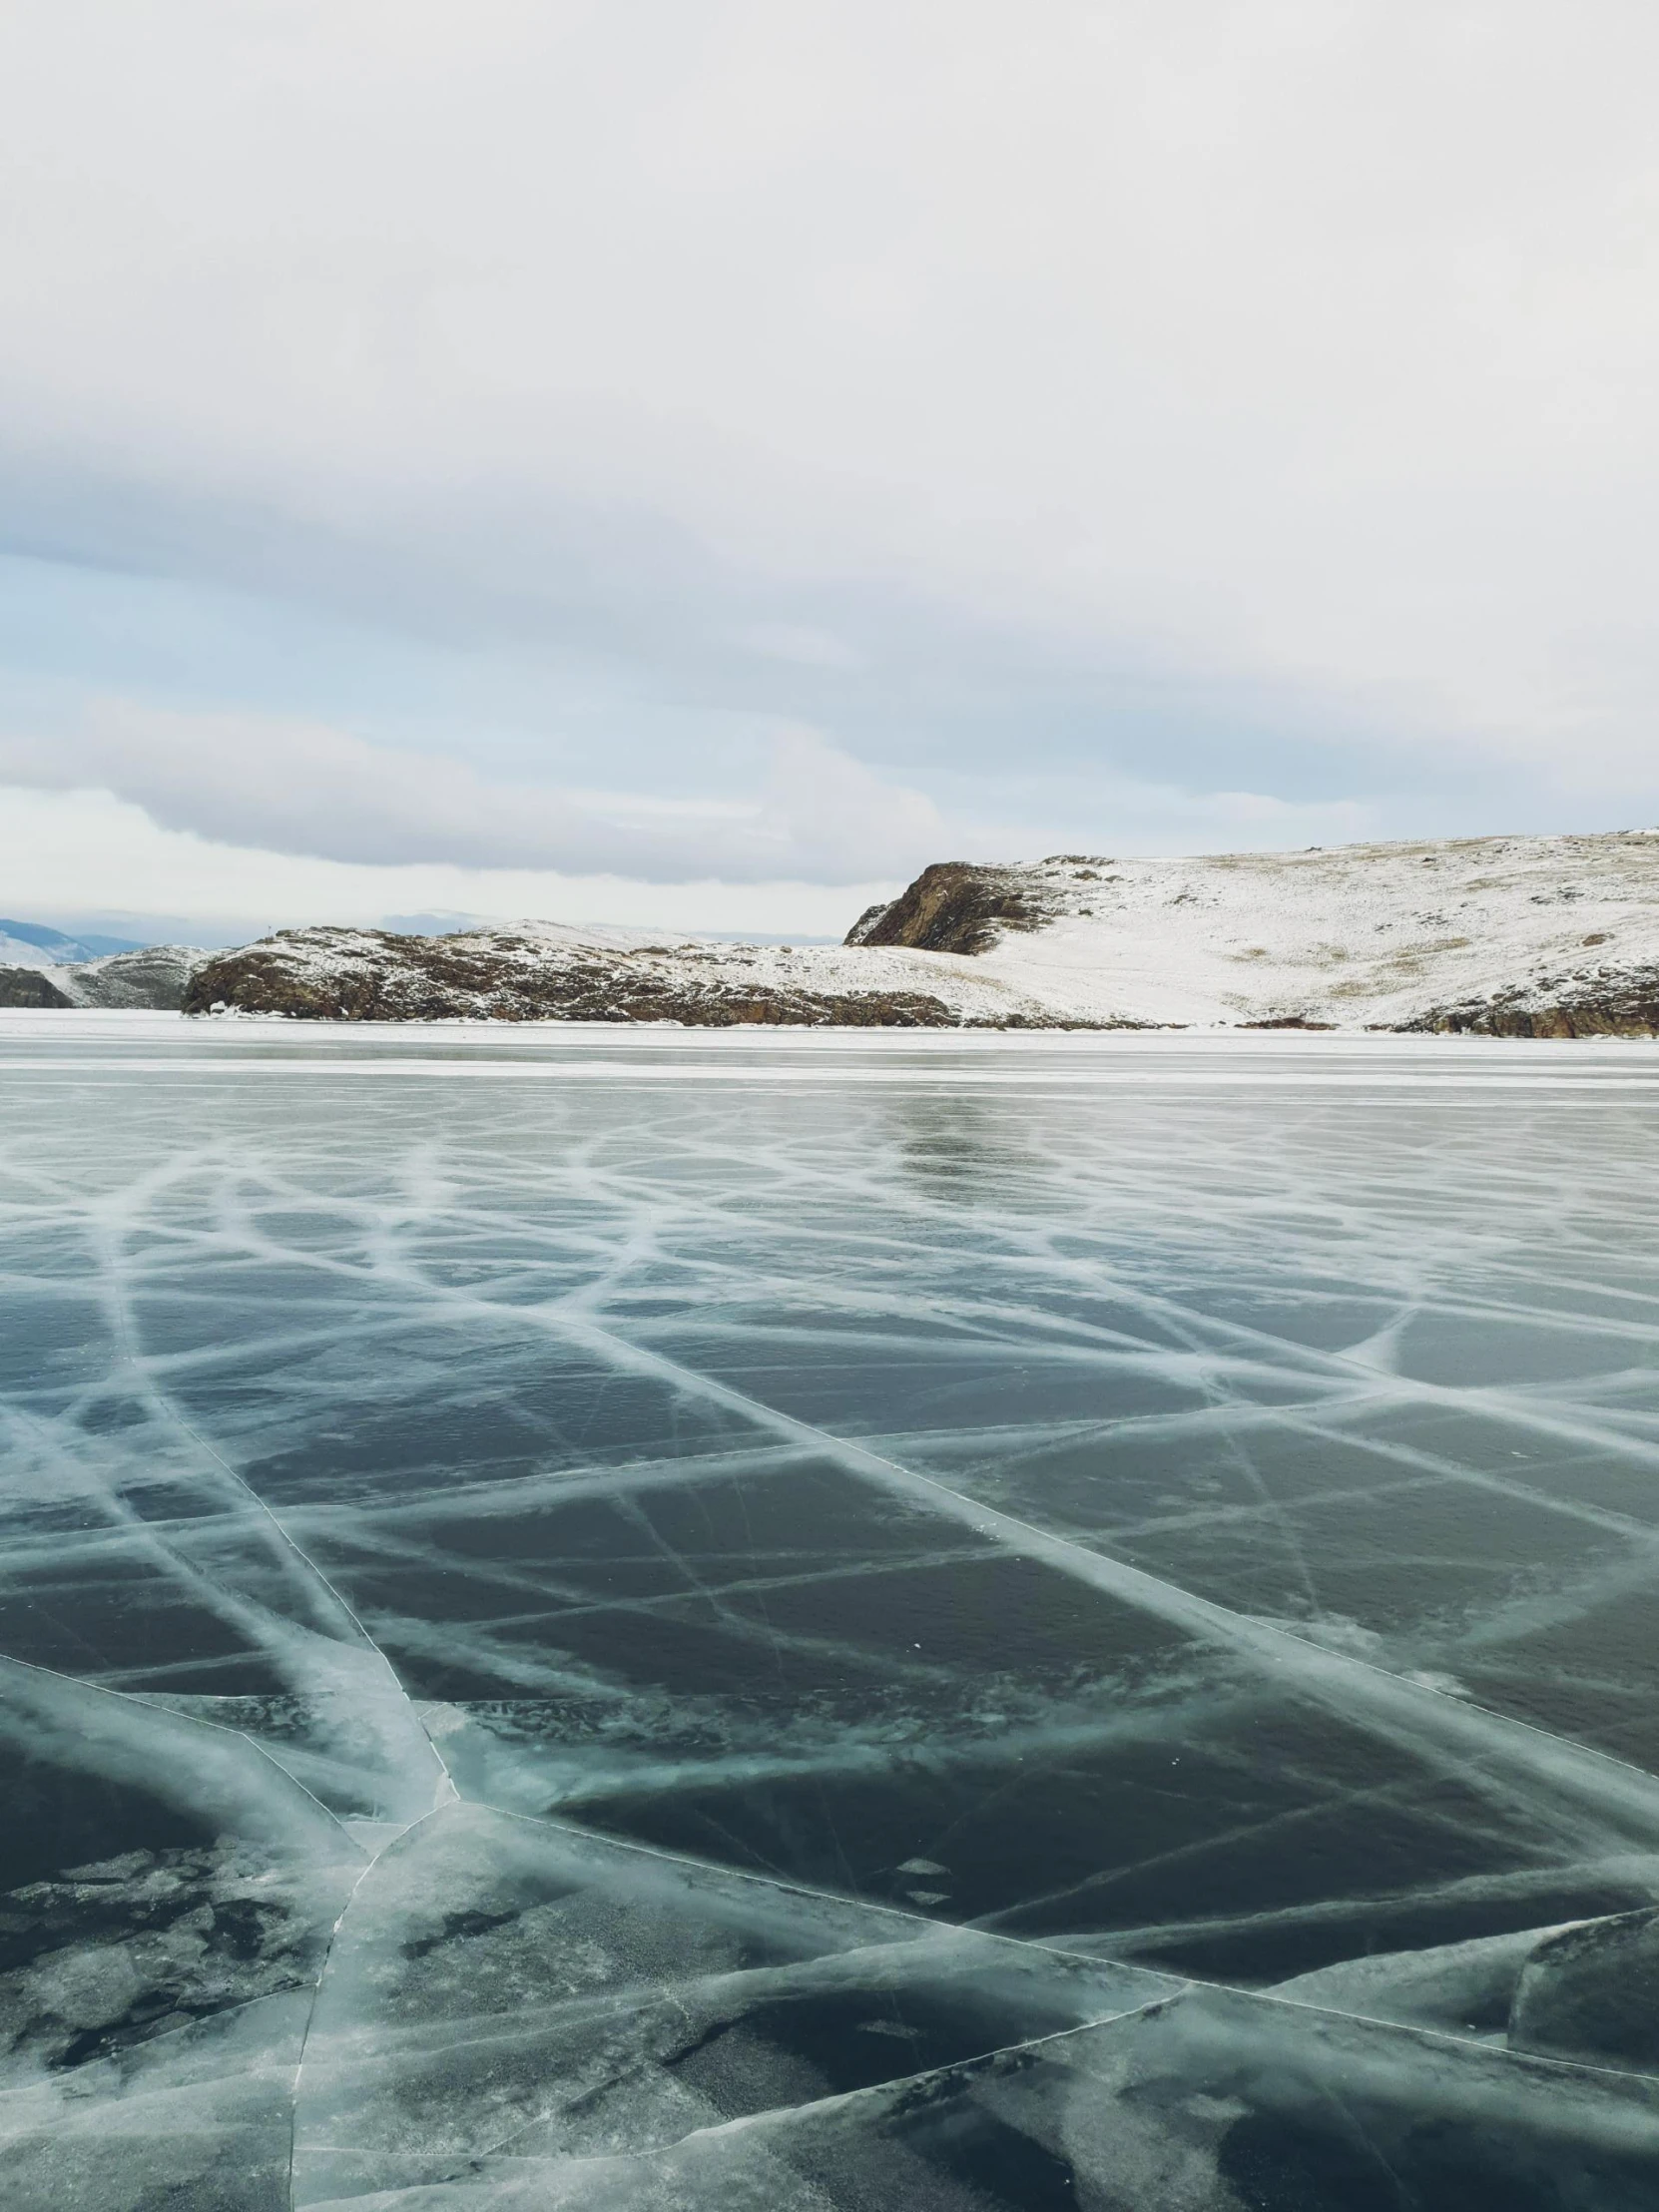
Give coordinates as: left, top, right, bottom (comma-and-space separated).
4, 1, 1658, 941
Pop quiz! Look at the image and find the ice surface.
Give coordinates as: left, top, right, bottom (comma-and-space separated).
4, 1012, 1659, 2206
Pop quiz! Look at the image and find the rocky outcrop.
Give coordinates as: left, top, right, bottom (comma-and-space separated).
1403, 964, 1659, 1038
846, 860, 1075, 952
183, 927, 971, 1027
0, 964, 74, 1008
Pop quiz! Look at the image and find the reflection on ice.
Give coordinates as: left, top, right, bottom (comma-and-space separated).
3, 1021, 1659, 2205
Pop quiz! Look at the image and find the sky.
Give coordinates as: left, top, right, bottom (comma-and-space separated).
4, 1, 1659, 944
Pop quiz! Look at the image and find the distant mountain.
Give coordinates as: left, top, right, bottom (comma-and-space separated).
179, 831, 1659, 1034
0, 942, 219, 1010
0, 917, 148, 966
0, 916, 222, 1010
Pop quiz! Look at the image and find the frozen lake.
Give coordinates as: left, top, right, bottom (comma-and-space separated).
4, 1013, 1659, 2208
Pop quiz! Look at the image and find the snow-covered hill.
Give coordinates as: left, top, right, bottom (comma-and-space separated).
182, 920, 1036, 1027
178, 830, 1659, 1033
849, 830, 1659, 1034
57, 945, 214, 1008
0, 914, 217, 1008
0, 943, 213, 1009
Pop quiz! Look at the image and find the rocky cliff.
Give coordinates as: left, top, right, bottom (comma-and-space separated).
0, 964, 75, 1007
846, 861, 1050, 953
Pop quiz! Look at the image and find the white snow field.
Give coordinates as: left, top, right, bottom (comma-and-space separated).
869, 830, 1659, 1029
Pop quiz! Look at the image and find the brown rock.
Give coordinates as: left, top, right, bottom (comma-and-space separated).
1402, 965, 1659, 1037
842, 862, 1051, 953
182, 928, 969, 1028
0, 965, 74, 1008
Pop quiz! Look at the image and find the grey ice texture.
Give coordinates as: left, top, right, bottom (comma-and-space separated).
3, 1013, 1659, 2209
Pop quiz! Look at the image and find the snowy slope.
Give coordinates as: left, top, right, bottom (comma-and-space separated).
161, 830, 1659, 1032
183, 918, 1049, 1026
55, 945, 216, 1008
0, 916, 208, 1006
855, 830, 1659, 1033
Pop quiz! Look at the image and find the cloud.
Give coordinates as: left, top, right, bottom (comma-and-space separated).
0, 786, 901, 941
0, 703, 944, 885
1, 0, 1658, 874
